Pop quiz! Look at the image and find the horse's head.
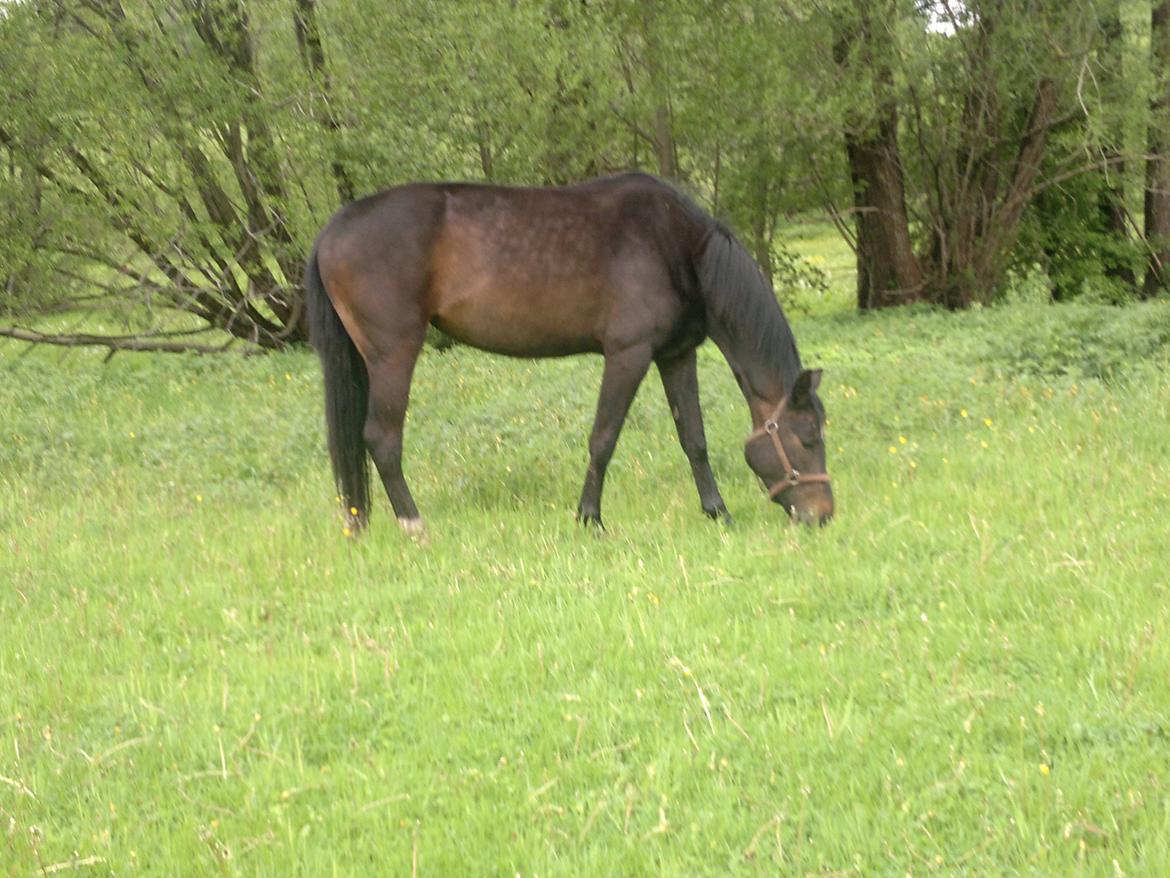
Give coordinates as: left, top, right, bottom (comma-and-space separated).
744, 368, 834, 525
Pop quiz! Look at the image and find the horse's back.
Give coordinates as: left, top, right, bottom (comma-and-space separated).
426, 183, 628, 355
315, 175, 705, 359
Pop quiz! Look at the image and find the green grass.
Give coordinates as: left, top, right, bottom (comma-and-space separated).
3, 297, 1170, 875
780, 218, 858, 316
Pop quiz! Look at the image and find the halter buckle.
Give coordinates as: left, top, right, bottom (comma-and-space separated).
764, 419, 779, 434
788, 469, 801, 485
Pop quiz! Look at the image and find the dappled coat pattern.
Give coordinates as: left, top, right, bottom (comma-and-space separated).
305, 173, 832, 533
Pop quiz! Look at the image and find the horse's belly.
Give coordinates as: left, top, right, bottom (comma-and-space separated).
431, 282, 604, 357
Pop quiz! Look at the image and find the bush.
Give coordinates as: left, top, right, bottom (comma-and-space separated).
983, 301, 1170, 381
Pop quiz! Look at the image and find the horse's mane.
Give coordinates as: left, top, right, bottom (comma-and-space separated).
684, 199, 803, 379
579, 173, 803, 379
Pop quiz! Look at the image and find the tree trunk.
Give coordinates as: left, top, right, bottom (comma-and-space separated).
653, 103, 677, 180
973, 78, 1058, 276
834, 6, 923, 310
747, 174, 775, 283
641, 7, 677, 180
843, 128, 924, 309
188, 0, 306, 339
929, 79, 1058, 308
475, 118, 494, 180
1145, 0, 1170, 295
912, 1, 1062, 309
293, 0, 355, 205
1098, 3, 1135, 287
923, 9, 999, 308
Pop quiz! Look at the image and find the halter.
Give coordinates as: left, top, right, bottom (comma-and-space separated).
745, 398, 832, 499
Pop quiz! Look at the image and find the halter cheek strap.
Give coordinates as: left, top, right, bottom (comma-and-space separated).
745, 399, 831, 499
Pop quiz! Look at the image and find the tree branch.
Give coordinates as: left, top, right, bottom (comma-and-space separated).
0, 326, 260, 357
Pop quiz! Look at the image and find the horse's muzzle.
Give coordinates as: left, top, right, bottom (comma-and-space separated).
777, 484, 834, 526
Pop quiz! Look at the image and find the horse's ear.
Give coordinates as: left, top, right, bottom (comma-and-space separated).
790, 369, 823, 409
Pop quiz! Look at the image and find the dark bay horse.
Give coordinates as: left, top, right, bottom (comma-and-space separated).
305, 172, 833, 533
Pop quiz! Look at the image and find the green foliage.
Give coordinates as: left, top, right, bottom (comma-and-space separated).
779, 218, 859, 315
1016, 135, 1145, 303
1, 0, 1168, 335
771, 243, 831, 308
831, 0, 1161, 307
983, 300, 1170, 380
4, 297, 1170, 873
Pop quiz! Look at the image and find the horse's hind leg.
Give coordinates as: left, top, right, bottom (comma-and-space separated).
577, 343, 654, 528
656, 349, 730, 522
364, 329, 427, 534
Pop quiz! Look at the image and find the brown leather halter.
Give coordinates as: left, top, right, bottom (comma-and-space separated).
745, 398, 832, 499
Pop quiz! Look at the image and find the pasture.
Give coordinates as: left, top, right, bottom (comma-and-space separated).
3, 292, 1170, 874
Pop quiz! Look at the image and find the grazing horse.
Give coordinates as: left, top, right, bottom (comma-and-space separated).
305, 172, 833, 533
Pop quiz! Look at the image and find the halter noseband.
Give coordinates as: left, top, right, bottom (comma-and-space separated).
745, 398, 831, 499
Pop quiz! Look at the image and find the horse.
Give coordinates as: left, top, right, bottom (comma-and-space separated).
304, 172, 833, 534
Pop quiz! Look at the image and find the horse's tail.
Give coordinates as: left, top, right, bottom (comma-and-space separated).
305, 244, 370, 528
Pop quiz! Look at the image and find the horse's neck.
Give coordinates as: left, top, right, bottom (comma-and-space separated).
709, 317, 800, 429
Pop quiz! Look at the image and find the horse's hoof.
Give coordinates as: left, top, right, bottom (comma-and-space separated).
398, 517, 428, 542
704, 505, 733, 525
576, 510, 605, 531
342, 511, 366, 538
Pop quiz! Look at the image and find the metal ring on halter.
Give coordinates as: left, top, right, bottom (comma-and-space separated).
746, 395, 831, 499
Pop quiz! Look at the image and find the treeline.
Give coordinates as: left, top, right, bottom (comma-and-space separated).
1, 0, 1167, 351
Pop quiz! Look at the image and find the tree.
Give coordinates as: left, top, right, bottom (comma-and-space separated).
1145, 0, 1170, 295
3, 0, 1162, 352
294, 0, 355, 205
833, 0, 923, 309
1, 0, 322, 348
1096, 1, 1136, 289
829, 0, 1131, 308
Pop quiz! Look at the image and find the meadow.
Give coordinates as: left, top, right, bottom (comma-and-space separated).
3, 246, 1170, 874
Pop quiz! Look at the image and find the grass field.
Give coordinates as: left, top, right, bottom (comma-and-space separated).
3, 269, 1170, 874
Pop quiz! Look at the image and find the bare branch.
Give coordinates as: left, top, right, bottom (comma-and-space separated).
0, 326, 260, 357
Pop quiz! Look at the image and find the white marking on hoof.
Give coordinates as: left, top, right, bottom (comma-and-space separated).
398, 517, 428, 541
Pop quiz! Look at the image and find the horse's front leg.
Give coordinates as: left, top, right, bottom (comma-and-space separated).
656, 349, 730, 522
576, 344, 654, 528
